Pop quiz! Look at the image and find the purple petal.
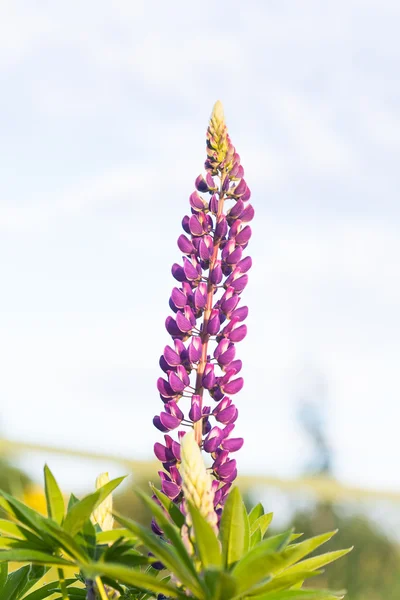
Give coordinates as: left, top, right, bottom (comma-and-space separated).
182, 215, 191, 234
215, 405, 238, 424
195, 174, 209, 193
216, 459, 237, 481
153, 415, 169, 432
226, 246, 243, 266
229, 324, 247, 342
236, 225, 252, 246
157, 377, 175, 398
221, 294, 240, 316
231, 306, 248, 321
177, 234, 195, 255
204, 426, 223, 453
166, 401, 184, 420
162, 480, 181, 500
171, 263, 186, 282
209, 194, 219, 213
163, 344, 182, 367
202, 364, 216, 389
183, 257, 200, 281
193, 287, 206, 310
189, 395, 202, 422
228, 199, 244, 220
176, 311, 193, 333
210, 263, 223, 285
222, 437, 244, 452
236, 256, 252, 273
189, 214, 204, 236
160, 412, 181, 430
233, 179, 247, 196
168, 371, 186, 394
207, 310, 221, 336
241, 201, 254, 220
230, 274, 248, 293
223, 377, 244, 395
154, 442, 169, 462
189, 191, 207, 211
171, 440, 181, 461
188, 336, 202, 362
215, 217, 228, 240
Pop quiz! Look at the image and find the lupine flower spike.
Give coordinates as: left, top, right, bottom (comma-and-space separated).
154, 101, 254, 520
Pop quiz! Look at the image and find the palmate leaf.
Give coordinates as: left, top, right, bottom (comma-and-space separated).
21, 578, 78, 600
231, 531, 295, 594
246, 570, 322, 596
114, 512, 205, 598
219, 487, 249, 568
135, 489, 201, 582
0, 564, 49, 600
80, 561, 187, 598
186, 501, 222, 569
44, 465, 65, 525
0, 491, 55, 547
281, 531, 338, 567
279, 548, 353, 577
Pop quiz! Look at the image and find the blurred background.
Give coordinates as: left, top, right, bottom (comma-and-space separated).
0, 1, 399, 598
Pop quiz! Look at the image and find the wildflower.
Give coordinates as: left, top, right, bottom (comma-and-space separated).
154, 101, 253, 515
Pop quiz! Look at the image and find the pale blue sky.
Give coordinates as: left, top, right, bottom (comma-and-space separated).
0, 0, 399, 494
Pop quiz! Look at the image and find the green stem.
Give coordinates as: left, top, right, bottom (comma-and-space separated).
57, 568, 69, 600
95, 576, 109, 600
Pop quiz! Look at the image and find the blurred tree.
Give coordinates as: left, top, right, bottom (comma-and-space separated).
290, 370, 400, 599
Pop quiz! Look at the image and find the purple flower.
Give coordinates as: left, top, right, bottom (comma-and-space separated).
154, 101, 254, 515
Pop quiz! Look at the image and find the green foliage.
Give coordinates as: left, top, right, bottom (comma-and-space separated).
290, 502, 400, 600
0, 467, 351, 599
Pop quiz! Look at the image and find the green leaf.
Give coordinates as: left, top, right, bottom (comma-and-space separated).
0, 491, 55, 547
187, 501, 222, 568
231, 532, 295, 594
251, 591, 344, 600
63, 476, 125, 538
250, 526, 262, 548
135, 490, 203, 589
0, 562, 7, 588
251, 513, 273, 537
44, 465, 65, 525
63, 492, 100, 537
248, 503, 264, 526
150, 484, 185, 528
67, 493, 80, 511
281, 548, 353, 576
282, 531, 339, 567
0, 549, 73, 567
204, 568, 238, 600
219, 486, 247, 568
80, 561, 187, 598
21, 580, 79, 600
1, 564, 31, 600
114, 512, 205, 598
42, 519, 89, 561
246, 570, 321, 596
96, 528, 136, 544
